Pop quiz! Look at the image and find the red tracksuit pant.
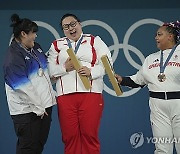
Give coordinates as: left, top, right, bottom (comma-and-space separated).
57, 92, 104, 154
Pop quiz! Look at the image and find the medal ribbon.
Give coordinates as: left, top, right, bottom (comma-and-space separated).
66, 36, 83, 53
31, 50, 43, 68
160, 42, 180, 74
18, 42, 43, 69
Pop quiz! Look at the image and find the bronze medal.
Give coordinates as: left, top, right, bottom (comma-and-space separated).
157, 73, 166, 82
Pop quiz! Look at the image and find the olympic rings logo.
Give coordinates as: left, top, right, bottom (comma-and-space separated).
10, 18, 163, 97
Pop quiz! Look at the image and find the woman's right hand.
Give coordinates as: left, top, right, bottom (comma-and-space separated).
114, 74, 122, 83
41, 111, 48, 119
65, 57, 75, 72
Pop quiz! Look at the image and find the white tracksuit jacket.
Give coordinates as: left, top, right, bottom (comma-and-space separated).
47, 34, 112, 96
130, 44, 180, 92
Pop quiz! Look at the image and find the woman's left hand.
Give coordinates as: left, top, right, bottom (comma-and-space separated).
78, 66, 91, 77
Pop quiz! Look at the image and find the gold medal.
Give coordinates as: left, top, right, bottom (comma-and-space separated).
157, 73, 166, 82
38, 68, 44, 77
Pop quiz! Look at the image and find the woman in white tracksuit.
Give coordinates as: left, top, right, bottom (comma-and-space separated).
115, 21, 180, 154
47, 13, 112, 154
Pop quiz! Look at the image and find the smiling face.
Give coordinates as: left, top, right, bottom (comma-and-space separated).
155, 26, 175, 51
20, 31, 37, 49
61, 16, 83, 42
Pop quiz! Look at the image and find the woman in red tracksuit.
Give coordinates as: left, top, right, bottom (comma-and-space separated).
47, 13, 112, 154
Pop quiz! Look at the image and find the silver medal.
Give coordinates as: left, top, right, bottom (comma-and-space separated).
38, 68, 44, 77
157, 73, 166, 82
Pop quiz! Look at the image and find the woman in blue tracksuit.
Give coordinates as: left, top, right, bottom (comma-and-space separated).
3, 14, 56, 154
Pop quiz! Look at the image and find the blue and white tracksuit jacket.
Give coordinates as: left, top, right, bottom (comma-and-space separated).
3, 40, 56, 116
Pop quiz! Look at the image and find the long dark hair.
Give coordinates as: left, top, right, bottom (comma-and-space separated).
10, 14, 38, 40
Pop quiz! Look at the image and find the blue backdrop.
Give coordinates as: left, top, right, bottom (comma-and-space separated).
0, 9, 180, 154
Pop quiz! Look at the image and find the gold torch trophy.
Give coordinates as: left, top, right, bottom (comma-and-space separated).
101, 55, 123, 96
67, 48, 91, 90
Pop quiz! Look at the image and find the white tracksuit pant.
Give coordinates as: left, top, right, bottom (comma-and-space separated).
150, 97, 180, 154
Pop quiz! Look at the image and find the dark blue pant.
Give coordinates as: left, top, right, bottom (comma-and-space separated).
11, 107, 52, 154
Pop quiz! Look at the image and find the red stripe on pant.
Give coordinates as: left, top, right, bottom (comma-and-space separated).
57, 92, 104, 154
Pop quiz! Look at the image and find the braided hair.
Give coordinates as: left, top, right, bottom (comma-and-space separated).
163, 20, 180, 43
